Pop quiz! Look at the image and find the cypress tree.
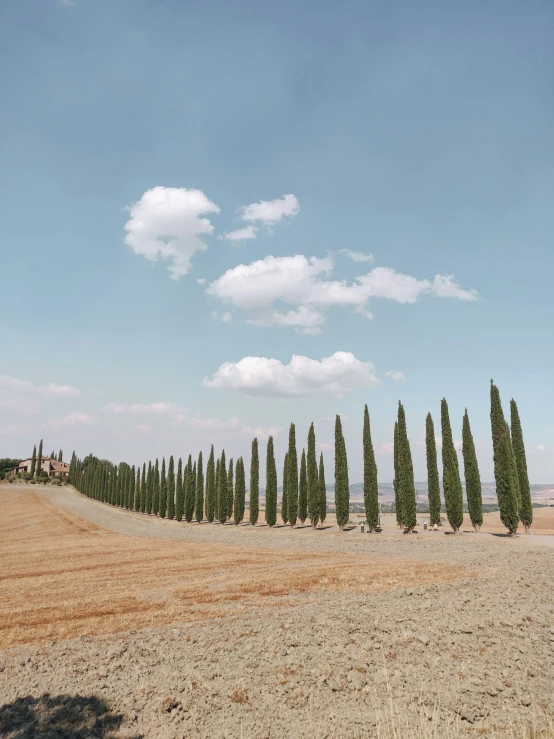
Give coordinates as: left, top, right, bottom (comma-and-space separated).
37, 439, 43, 477
217, 451, 228, 524
281, 452, 289, 525
507, 422, 521, 513
490, 381, 519, 535
134, 467, 140, 511
425, 413, 442, 527
298, 448, 308, 525
392, 430, 399, 526
175, 458, 184, 521
234, 457, 246, 525
511, 399, 532, 533
397, 403, 417, 531
334, 415, 350, 530
195, 451, 204, 523
462, 410, 483, 532
159, 458, 167, 518
206, 446, 215, 523
50, 449, 55, 459
191, 461, 197, 519
145, 461, 153, 514
151, 459, 159, 515
286, 425, 298, 527
307, 423, 319, 528
58, 450, 63, 462
250, 439, 259, 525
318, 452, 327, 527
185, 455, 195, 522
441, 399, 463, 533
363, 405, 379, 531
265, 437, 277, 527
140, 463, 146, 513
167, 456, 175, 520
214, 458, 220, 521
227, 458, 234, 520
129, 465, 136, 509
30, 446, 37, 477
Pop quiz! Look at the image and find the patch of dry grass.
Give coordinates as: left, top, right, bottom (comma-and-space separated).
0, 488, 473, 649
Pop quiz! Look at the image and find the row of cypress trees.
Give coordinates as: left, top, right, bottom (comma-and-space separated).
68, 383, 532, 536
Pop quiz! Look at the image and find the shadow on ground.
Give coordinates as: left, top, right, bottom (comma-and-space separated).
0, 693, 142, 739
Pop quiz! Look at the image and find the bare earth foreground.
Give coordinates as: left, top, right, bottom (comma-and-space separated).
1, 486, 554, 738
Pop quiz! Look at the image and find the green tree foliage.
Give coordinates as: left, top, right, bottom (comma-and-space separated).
134, 467, 140, 511
217, 451, 228, 524
510, 399, 532, 532
145, 461, 153, 514
250, 438, 259, 525
167, 456, 175, 520
397, 403, 417, 531
298, 449, 308, 525
140, 463, 146, 513
234, 457, 246, 525
281, 452, 289, 525
205, 446, 215, 523
425, 413, 442, 527
152, 459, 160, 515
159, 458, 167, 518
318, 452, 327, 528
307, 423, 319, 529
195, 451, 204, 523
334, 415, 350, 530
58, 450, 63, 462
175, 458, 184, 522
265, 437, 277, 527
30, 446, 37, 477
286, 425, 298, 526
363, 405, 379, 531
462, 410, 483, 531
392, 426, 399, 525
441, 399, 463, 533
227, 458, 234, 521
214, 458, 220, 522
490, 381, 519, 535
37, 439, 43, 477
185, 455, 195, 523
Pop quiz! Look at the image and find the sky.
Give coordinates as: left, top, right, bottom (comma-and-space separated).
1, 0, 553, 483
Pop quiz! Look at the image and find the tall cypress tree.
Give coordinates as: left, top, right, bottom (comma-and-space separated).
397, 403, 417, 531
441, 399, 463, 533
167, 456, 175, 520
175, 458, 184, 522
134, 467, 140, 511
462, 410, 483, 532
490, 381, 519, 535
250, 438, 259, 526
139, 463, 146, 512
334, 415, 350, 530
30, 445, 37, 477
286, 425, 298, 526
145, 461, 153, 514
37, 439, 43, 477
185, 455, 195, 522
214, 458, 220, 521
206, 446, 215, 523
195, 451, 204, 523
227, 458, 234, 520
265, 437, 277, 527
511, 399, 532, 533
392, 431, 400, 526
281, 452, 289, 525
363, 405, 379, 531
426, 413, 442, 527
507, 422, 521, 513
318, 452, 327, 528
217, 451, 228, 524
191, 461, 197, 519
234, 457, 246, 525
159, 458, 167, 518
298, 449, 308, 525
307, 423, 319, 528
58, 450, 63, 462
152, 459, 160, 515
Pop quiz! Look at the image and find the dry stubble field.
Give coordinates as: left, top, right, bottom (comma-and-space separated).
1, 485, 554, 738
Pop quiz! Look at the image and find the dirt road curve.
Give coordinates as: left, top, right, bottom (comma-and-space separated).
1, 484, 554, 738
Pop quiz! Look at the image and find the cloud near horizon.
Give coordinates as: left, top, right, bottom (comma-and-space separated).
207, 255, 478, 333
203, 351, 381, 397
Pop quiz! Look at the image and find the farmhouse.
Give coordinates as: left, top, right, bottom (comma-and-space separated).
14, 456, 70, 477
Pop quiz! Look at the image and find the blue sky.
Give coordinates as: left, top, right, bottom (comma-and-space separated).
1, 0, 553, 482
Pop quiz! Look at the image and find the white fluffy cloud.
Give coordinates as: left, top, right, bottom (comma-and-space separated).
385, 370, 406, 382
124, 186, 220, 279
0, 375, 80, 414
220, 194, 299, 242
340, 249, 374, 262
203, 351, 380, 397
241, 425, 282, 440
44, 412, 96, 428
207, 255, 478, 333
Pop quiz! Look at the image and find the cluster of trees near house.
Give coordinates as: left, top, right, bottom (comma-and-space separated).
67, 381, 532, 537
